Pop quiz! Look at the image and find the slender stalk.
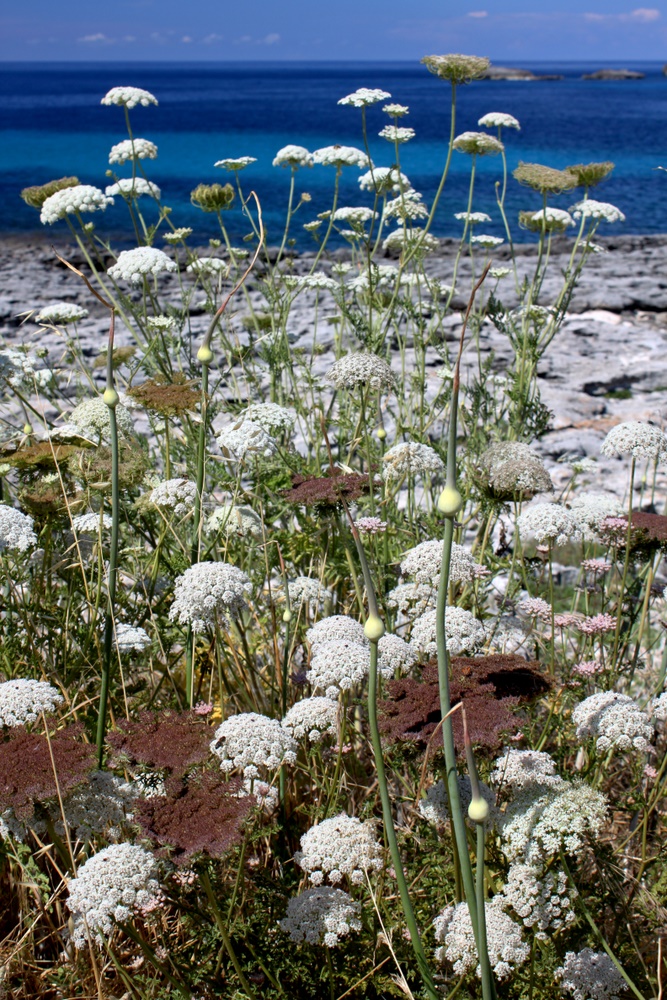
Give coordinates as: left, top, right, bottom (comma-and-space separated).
201, 869, 257, 1000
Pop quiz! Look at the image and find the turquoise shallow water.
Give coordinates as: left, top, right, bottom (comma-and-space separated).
1, 61, 666, 245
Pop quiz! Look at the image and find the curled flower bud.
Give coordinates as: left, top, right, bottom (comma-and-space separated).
190, 183, 235, 213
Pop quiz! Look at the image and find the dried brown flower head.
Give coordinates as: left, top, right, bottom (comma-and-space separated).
135, 772, 253, 863
20, 177, 79, 209
379, 655, 549, 756
565, 161, 614, 188
513, 162, 578, 194
128, 374, 204, 417
0, 725, 95, 819
629, 511, 667, 546
421, 54, 490, 84
282, 471, 372, 511
107, 710, 213, 778
93, 346, 137, 371
18, 477, 83, 520
0, 442, 80, 470
70, 440, 149, 491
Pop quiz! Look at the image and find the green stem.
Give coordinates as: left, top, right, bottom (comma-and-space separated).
201, 869, 257, 1000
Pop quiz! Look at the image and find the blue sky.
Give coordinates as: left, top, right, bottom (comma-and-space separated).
2, 1, 666, 61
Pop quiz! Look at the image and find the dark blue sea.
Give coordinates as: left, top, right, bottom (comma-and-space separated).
1, 61, 666, 246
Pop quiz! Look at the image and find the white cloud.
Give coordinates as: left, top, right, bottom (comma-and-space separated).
124, 35, 137, 42
182, 35, 193, 43
262, 32, 280, 44
584, 6, 660, 21
77, 32, 113, 43
203, 33, 224, 43
467, 10, 488, 17
631, 7, 660, 20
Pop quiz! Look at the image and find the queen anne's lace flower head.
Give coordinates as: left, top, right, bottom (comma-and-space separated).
384, 189, 429, 222
186, 257, 229, 276
210, 712, 297, 779
378, 633, 417, 674
243, 402, 295, 435
295, 814, 383, 885
313, 146, 370, 169
400, 540, 478, 586
434, 898, 529, 980
530, 207, 575, 231
382, 442, 444, 481
651, 691, 667, 722
471, 234, 504, 248
150, 479, 197, 517
358, 166, 410, 194
306, 616, 366, 649
410, 606, 486, 658
108, 138, 158, 164
419, 777, 496, 828
382, 227, 440, 253
326, 353, 396, 391
517, 503, 582, 547
216, 419, 277, 460
332, 206, 375, 227
478, 112, 520, 130
71, 512, 113, 533
0, 679, 62, 727
36, 302, 88, 325
281, 697, 339, 743
105, 178, 160, 199
383, 102, 409, 116
57, 770, 136, 841
207, 504, 262, 538
272, 145, 314, 168
566, 493, 625, 538
286, 576, 333, 615
338, 88, 391, 107
387, 582, 437, 617
0, 348, 52, 392
499, 779, 607, 862
102, 86, 158, 109
40, 185, 113, 225
491, 748, 561, 790
68, 396, 134, 442
113, 623, 151, 653
0, 505, 37, 552
107, 247, 177, 284
600, 420, 667, 461
570, 200, 625, 224
169, 561, 251, 633
455, 210, 492, 224
572, 691, 653, 754
499, 864, 577, 939
378, 125, 415, 143
214, 156, 257, 170
556, 948, 626, 1000
279, 887, 361, 947
453, 131, 504, 156
306, 640, 372, 699
67, 843, 161, 948
421, 54, 490, 84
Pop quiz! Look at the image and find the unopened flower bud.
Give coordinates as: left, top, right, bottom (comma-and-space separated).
190, 182, 235, 213
376, 427, 387, 441
364, 614, 385, 641
197, 344, 214, 365
438, 485, 463, 516
103, 387, 119, 408
282, 609, 292, 624
468, 796, 489, 824
23, 423, 32, 436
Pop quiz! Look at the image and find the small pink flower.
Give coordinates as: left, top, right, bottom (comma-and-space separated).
553, 613, 581, 629
572, 660, 603, 677
519, 597, 552, 621
578, 614, 617, 635
194, 701, 214, 715
354, 516, 387, 535
581, 558, 612, 575
645, 765, 658, 779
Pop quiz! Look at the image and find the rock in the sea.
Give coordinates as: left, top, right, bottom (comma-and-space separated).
581, 69, 645, 80
481, 65, 563, 81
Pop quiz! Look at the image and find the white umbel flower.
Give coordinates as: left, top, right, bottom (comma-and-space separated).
400, 540, 478, 586
570, 200, 625, 224
0, 678, 62, 727
358, 166, 410, 194
419, 777, 496, 828
499, 779, 607, 862
382, 442, 444, 481
313, 146, 370, 169
214, 156, 257, 170
332, 206, 375, 226
101, 86, 158, 109
286, 576, 333, 615
67, 843, 161, 948
306, 616, 367, 649
572, 691, 653, 753
0, 505, 37, 552
279, 887, 361, 947
186, 257, 229, 276
112, 623, 151, 653
499, 864, 577, 939
307, 640, 372, 699
150, 478, 197, 517
455, 210, 492, 223
600, 420, 667, 461
210, 712, 297, 778
0, 348, 52, 391
216, 419, 277, 460
410, 606, 486, 657
384, 189, 429, 222
295, 814, 383, 885
651, 691, 667, 721
478, 112, 520, 130
378, 125, 415, 143
207, 504, 262, 538
71, 512, 113, 533
434, 898, 529, 980
36, 302, 88, 325
556, 949, 626, 1000
169, 561, 251, 632
243, 402, 295, 434
531, 207, 575, 230
57, 770, 137, 841
452, 131, 504, 155
338, 88, 391, 107
67, 396, 134, 442
105, 177, 160, 199
566, 493, 625, 538
386, 582, 437, 617
107, 247, 177, 284
273, 145, 314, 168
471, 234, 505, 248
326, 352, 397, 391
108, 138, 158, 164
378, 633, 417, 674
40, 185, 113, 225
517, 503, 582, 547
281, 697, 339, 743
491, 748, 561, 790
382, 228, 440, 253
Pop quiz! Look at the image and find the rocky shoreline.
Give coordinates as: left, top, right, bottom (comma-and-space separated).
2, 232, 667, 503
